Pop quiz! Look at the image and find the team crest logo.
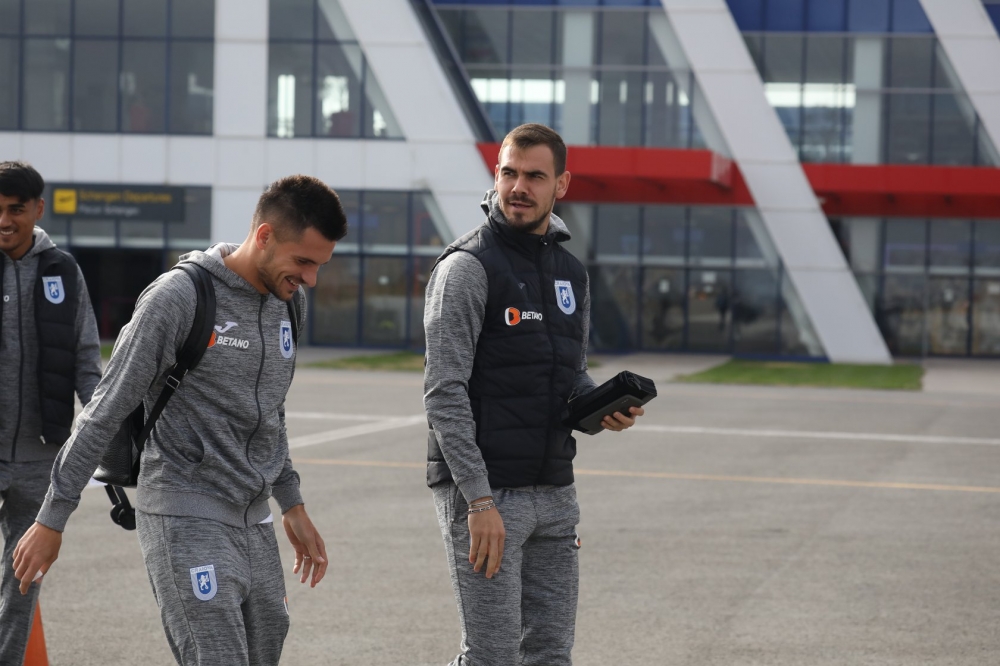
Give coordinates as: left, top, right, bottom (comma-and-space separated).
279, 320, 294, 359
190, 564, 218, 601
43, 276, 65, 304
554, 280, 576, 315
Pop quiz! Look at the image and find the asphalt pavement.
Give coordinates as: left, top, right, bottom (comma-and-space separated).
30, 353, 1000, 665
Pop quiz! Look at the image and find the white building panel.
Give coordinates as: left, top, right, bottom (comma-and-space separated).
0, 134, 21, 163
363, 141, 415, 189
213, 42, 269, 138
265, 140, 317, 185
315, 141, 367, 190
211, 188, 260, 243
217, 139, 266, 188
121, 137, 168, 184
763, 211, 852, 272
71, 135, 120, 183
740, 163, 820, 213
921, 0, 1000, 160
20, 134, 73, 182
216, 0, 269, 41
167, 138, 216, 185
659, 3, 892, 364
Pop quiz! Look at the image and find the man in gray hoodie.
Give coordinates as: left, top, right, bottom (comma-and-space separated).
0, 161, 103, 664
13, 175, 347, 666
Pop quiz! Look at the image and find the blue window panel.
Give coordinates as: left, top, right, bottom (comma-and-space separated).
765, 0, 805, 31
848, 0, 890, 32
807, 0, 846, 31
428, 0, 650, 4
727, 0, 765, 31
892, 0, 933, 33
989, 6, 1000, 33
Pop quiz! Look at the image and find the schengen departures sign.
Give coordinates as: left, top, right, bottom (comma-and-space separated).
49, 184, 186, 221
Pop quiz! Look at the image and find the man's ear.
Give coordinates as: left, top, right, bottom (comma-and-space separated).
254, 222, 274, 249
35, 198, 46, 221
555, 171, 571, 200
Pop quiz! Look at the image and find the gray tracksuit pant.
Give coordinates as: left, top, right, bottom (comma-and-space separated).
433, 482, 581, 666
0, 460, 50, 666
136, 511, 290, 666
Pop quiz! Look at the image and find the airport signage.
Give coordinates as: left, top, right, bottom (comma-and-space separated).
49, 184, 186, 221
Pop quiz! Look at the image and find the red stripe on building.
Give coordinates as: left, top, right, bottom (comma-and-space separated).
477, 143, 1000, 218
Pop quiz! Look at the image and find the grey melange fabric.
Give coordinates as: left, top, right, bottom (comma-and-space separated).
0, 460, 51, 666
424, 196, 596, 665
0, 227, 103, 464
136, 511, 290, 666
433, 482, 581, 666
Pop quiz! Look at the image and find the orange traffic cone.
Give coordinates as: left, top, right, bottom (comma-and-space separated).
23, 602, 49, 666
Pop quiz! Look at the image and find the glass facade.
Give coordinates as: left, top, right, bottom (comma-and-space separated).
0, 0, 215, 133
726, 0, 933, 33
311, 190, 451, 348
434, 5, 706, 148
267, 0, 403, 139
833, 217, 1000, 356
744, 32, 996, 165
560, 203, 818, 356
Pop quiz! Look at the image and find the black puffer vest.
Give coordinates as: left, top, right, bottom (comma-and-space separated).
0, 248, 79, 446
426, 216, 588, 488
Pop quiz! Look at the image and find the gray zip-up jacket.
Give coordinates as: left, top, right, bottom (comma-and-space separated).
423, 191, 598, 503
0, 227, 102, 463
37, 244, 305, 532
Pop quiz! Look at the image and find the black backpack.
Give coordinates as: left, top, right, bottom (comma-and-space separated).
95, 261, 301, 530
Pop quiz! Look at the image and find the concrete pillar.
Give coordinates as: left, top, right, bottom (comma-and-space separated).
851, 38, 884, 165
560, 11, 595, 145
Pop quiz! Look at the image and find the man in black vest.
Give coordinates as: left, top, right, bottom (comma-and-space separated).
424, 124, 645, 665
0, 161, 102, 662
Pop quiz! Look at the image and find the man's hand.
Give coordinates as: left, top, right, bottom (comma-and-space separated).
282, 505, 328, 588
468, 497, 505, 579
602, 405, 645, 432
13, 523, 62, 595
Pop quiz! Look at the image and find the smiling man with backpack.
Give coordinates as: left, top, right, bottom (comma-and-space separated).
13, 175, 348, 666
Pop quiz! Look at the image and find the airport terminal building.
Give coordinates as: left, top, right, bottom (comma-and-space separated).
2, 0, 999, 360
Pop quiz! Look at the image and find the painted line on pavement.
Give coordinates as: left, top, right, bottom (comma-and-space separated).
286, 412, 1000, 449
285, 411, 387, 421
291, 458, 1000, 495
287, 415, 426, 449
631, 424, 1000, 447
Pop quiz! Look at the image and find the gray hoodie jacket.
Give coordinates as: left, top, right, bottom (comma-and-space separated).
0, 227, 102, 463
38, 244, 305, 532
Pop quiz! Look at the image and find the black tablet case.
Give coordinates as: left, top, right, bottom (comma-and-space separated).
561, 371, 657, 435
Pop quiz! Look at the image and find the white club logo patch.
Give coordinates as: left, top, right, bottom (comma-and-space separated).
190, 564, 218, 601
554, 280, 576, 315
279, 320, 294, 359
43, 276, 65, 304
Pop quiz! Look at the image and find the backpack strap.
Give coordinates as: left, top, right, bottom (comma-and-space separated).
105, 263, 216, 530
132, 262, 216, 449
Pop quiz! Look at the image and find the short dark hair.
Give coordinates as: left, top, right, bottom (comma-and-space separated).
499, 123, 568, 175
253, 175, 349, 242
0, 161, 44, 202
